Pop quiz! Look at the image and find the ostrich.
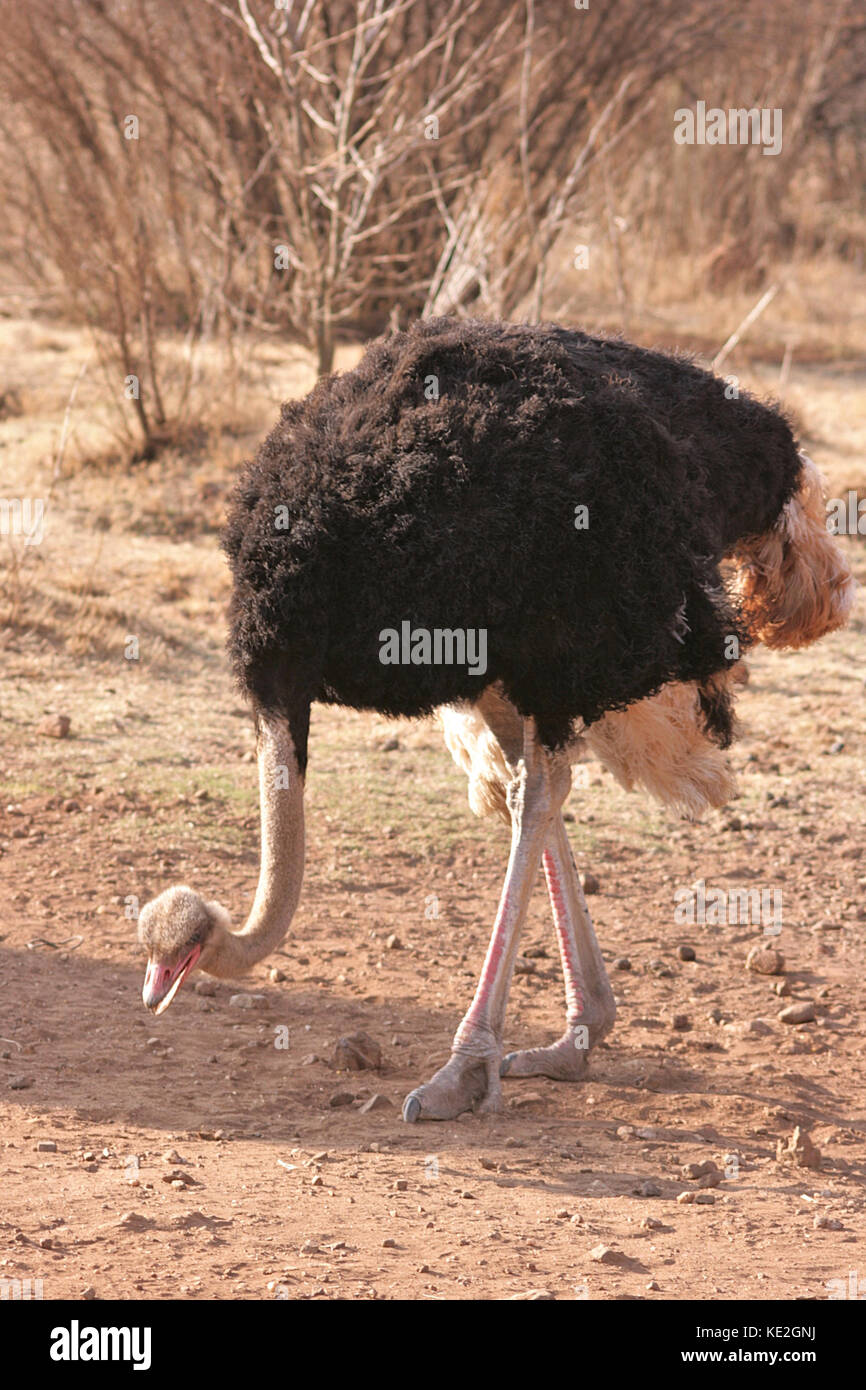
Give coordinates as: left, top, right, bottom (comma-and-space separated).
137, 318, 854, 1122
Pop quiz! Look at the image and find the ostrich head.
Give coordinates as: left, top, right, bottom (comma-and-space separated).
137, 886, 230, 1014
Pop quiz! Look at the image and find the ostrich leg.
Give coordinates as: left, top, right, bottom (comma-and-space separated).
500, 814, 616, 1081
403, 721, 571, 1122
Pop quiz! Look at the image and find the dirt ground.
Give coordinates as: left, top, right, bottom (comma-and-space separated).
1, 319, 865, 1301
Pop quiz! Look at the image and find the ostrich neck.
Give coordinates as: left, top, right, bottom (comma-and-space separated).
208, 716, 305, 977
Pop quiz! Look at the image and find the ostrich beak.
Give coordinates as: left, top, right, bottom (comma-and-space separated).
142, 945, 202, 1015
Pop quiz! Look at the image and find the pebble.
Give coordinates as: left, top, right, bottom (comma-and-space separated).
9, 1076, 32, 1090
613, 957, 631, 971
514, 956, 537, 975
636, 1180, 662, 1197
269, 967, 287, 983
746, 946, 785, 976
393, 1179, 408, 1191
641, 1216, 664, 1230
682, 1160, 718, 1179
677, 945, 696, 961
334, 1031, 382, 1071
382, 1238, 398, 1248
38, 714, 71, 739
229, 993, 265, 1009
813, 1214, 843, 1230
328, 1091, 355, 1108
358, 1093, 392, 1114
510, 1092, 544, 1109
36, 1140, 57, 1152
509, 1289, 555, 1300
589, 1244, 621, 1263
671, 1013, 690, 1031
779, 1002, 816, 1025
194, 980, 217, 996
776, 1126, 822, 1170
385, 934, 402, 950
581, 872, 601, 895
772, 978, 792, 996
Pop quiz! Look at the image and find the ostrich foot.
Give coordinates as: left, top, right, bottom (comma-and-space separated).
500, 1027, 593, 1081
501, 1006, 615, 1081
402, 1049, 502, 1122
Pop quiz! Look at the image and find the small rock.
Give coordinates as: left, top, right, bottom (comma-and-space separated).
81, 1286, 96, 1300
36, 1140, 57, 1152
682, 1160, 718, 1179
641, 1216, 663, 1230
382, 1237, 398, 1248
589, 1244, 623, 1264
694, 1192, 716, 1204
161, 1168, 196, 1186
38, 714, 71, 739
269, 967, 287, 983
813, 1214, 842, 1230
776, 1126, 821, 1170
358, 1093, 392, 1114
510, 1091, 544, 1109
772, 978, 792, 996
385, 934, 402, 951
581, 872, 601, 895
334, 1031, 382, 1071
636, 1180, 662, 1197
194, 980, 217, 996
677, 1190, 696, 1204
229, 993, 265, 1009
509, 1289, 555, 1300
328, 1091, 355, 1109
671, 1013, 691, 1031
613, 957, 631, 971
393, 1179, 408, 1191
677, 945, 696, 961
707, 1007, 724, 1023
9, 1076, 32, 1090
118, 1211, 154, 1231
646, 1280, 660, 1291
746, 945, 785, 976
514, 955, 537, 975
779, 1002, 816, 1025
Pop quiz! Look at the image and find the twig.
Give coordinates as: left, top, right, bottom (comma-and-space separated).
712, 284, 780, 374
